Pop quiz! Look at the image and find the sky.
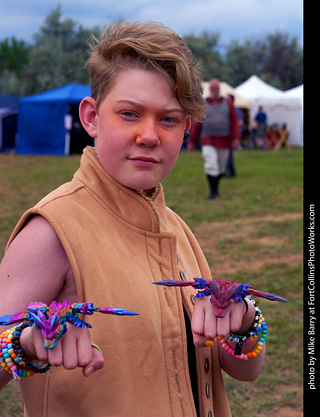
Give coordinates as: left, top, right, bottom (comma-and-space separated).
0, 0, 303, 48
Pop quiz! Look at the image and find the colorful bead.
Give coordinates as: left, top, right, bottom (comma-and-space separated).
219, 299, 268, 360
0, 323, 50, 379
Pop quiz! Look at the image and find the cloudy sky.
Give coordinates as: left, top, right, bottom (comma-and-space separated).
0, 0, 303, 47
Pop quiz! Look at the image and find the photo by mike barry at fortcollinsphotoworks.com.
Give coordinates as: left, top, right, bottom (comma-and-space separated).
305, 203, 317, 396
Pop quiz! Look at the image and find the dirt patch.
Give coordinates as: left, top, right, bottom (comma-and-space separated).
193, 212, 303, 276
194, 212, 303, 417
271, 408, 303, 417
267, 384, 303, 417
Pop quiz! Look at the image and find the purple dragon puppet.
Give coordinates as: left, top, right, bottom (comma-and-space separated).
153, 277, 288, 317
0, 301, 138, 349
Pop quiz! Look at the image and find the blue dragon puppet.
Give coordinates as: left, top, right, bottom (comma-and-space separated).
0, 301, 138, 349
153, 277, 288, 317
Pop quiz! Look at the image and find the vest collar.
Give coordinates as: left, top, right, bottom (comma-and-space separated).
74, 147, 168, 234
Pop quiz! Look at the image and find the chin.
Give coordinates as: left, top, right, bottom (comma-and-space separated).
132, 184, 158, 192
124, 177, 160, 192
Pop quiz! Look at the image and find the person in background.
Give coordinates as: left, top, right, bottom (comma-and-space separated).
188, 79, 240, 199
254, 106, 268, 149
224, 94, 244, 178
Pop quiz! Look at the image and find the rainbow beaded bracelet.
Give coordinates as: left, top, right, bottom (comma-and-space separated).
0, 300, 138, 379
218, 299, 268, 360
0, 323, 50, 379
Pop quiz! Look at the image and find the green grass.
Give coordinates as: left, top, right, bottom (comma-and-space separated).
0, 154, 80, 258
0, 147, 303, 416
216, 217, 302, 260
163, 148, 303, 227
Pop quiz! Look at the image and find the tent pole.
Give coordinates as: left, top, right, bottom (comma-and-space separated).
65, 131, 70, 155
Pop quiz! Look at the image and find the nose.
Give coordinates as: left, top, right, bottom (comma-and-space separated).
135, 119, 160, 146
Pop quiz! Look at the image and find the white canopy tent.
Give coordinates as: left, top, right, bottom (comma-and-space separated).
284, 84, 303, 100
235, 75, 303, 146
284, 84, 303, 145
235, 74, 284, 99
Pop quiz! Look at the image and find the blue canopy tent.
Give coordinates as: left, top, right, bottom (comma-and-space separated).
0, 94, 19, 152
17, 83, 92, 155
0, 93, 19, 108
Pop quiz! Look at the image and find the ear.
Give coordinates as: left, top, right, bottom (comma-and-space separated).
79, 97, 98, 138
185, 115, 191, 132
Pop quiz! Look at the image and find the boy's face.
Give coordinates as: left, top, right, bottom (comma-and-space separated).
82, 68, 190, 191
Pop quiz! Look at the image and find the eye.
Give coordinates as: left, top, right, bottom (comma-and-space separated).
121, 111, 137, 119
160, 116, 177, 125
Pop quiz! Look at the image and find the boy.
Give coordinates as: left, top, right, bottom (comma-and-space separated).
0, 22, 264, 417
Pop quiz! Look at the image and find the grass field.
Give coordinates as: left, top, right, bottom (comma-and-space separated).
0, 147, 303, 416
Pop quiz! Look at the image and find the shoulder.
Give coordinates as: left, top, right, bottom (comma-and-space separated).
1, 215, 73, 307
8, 215, 67, 257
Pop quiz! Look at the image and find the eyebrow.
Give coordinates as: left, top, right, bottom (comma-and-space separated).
116, 99, 184, 114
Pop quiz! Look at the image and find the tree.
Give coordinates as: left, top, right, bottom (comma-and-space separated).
183, 31, 225, 81
262, 32, 303, 90
0, 38, 30, 95
224, 32, 303, 90
18, 4, 101, 96
0, 5, 303, 96
223, 40, 258, 87
0, 37, 30, 73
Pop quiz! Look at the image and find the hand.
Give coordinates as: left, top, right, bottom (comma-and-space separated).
233, 139, 240, 149
20, 323, 105, 377
191, 296, 255, 347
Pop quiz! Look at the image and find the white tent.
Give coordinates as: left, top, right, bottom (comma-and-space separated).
235, 74, 284, 99
235, 75, 303, 146
284, 84, 303, 145
202, 81, 250, 109
284, 84, 303, 100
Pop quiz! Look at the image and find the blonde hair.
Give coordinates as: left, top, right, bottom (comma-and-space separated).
87, 21, 206, 122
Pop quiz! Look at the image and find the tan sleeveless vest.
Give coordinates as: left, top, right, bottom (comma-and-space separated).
8, 147, 231, 417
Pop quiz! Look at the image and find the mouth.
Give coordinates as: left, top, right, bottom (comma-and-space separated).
129, 156, 159, 167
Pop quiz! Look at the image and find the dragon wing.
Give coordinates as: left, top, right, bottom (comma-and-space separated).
0, 312, 29, 325
153, 277, 211, 289
97, 307, 139, 315
248, 288, 289, 302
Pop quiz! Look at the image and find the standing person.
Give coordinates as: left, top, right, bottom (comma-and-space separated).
188, 79, 240, 199
254, 106, 268, 149
225, 94, 244, 178
0, 22, 265, 417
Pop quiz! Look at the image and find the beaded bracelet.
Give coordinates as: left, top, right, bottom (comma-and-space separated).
218, 299, 268, 360
0, 323, 50, 379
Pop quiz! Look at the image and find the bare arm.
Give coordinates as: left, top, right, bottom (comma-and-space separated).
0, 215, 73, 309
0, 215, 104, 390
